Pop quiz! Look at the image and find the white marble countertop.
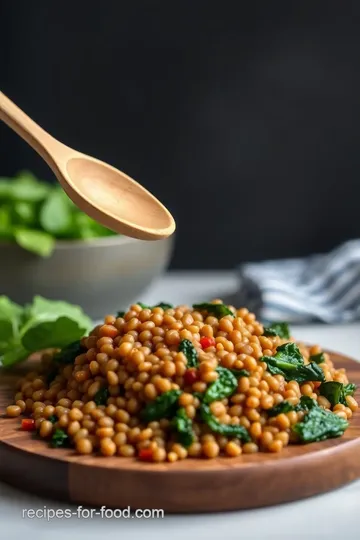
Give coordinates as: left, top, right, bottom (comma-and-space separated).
1, 272, 360, 540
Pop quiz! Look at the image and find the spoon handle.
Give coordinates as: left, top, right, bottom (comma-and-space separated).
0, 91, 60, 167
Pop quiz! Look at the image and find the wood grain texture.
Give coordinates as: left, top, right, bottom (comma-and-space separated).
0, 351, 359, 513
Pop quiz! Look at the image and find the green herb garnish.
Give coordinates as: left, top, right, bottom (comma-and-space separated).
200, 403, 251, 442
116, 311, 125, 318
51, 429, 69, 448
170, 408, 194, 447
178, 339, 198, 368
0, 295, 92, 368
192, 303, 234, 318
140, 390, 182, 422
203, 367, 237, 404
261, 342, 325, 384
48, 415, 57, 424
263, 322, 290, 339
94, 388, 110, 406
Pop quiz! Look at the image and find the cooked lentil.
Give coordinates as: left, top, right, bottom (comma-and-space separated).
5, 301, 358, 462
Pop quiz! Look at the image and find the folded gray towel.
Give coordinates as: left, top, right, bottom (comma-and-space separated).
233, 240, 360, 324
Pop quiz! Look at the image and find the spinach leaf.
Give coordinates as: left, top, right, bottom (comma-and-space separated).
192, 303, 234, 318
140, 390, 181, 422
269, 396, 350, 442
48, 415, 57, 424
263, 322, 290, 339
268, 395, 318, 417
292, 406, 348, 443
178, 339, 198, 368
136, 302, 173, 310
200, 403, 251, 442
13, 228, 55, 257
51, 428, 69, 448
53, 340, 85, 364
170, 408, 194, 447
295, 396, 317, 411
39, 189, 73, 235
292, 362, 325, 383
261, 342, 325, 383
155, 303, 173, 310
46, 368, 59, 385
319, 381, 343, 407
228, 368, 250, 378
344, 383, 357, 398
94, 388, 110, 406
274, 396, 349, 443
263, 342, 303, 368
319, 381, 357, 407
116, 311, 125, 318
309, 352, 326, 364
267, 401, 295, 417
203, 367, 237, 404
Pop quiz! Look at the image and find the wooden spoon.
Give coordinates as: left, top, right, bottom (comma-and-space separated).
0, 92, 175, 240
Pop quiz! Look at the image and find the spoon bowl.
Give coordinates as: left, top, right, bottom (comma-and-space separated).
63, 154, 175, 239
0, 92, 175, 240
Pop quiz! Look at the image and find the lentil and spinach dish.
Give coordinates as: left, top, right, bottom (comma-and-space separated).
5, 301, 359, 462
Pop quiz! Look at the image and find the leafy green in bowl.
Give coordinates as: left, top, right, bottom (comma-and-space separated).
0, 295, 92, 367
0, 171, 118, 256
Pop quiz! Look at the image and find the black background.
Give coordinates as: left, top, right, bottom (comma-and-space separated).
2, 1, 360, 269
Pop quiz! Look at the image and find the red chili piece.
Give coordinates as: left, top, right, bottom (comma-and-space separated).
184, 368, 199, 385
21, 418, 36, 431
200, 337, 216, 349
139, 448, 153, 461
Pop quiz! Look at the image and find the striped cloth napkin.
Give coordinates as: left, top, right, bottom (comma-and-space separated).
234, 240, 360, 324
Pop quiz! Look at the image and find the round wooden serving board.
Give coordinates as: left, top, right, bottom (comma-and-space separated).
0, 351, 359, 513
